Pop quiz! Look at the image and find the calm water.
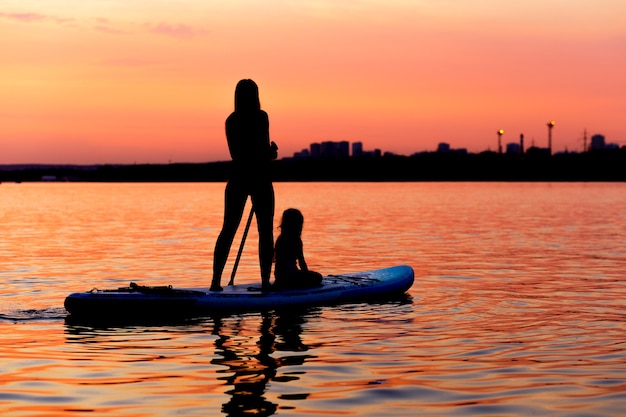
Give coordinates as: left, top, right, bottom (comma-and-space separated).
1, 182, 625, 416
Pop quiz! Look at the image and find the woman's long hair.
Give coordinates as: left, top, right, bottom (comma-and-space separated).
234, 79, 261, 112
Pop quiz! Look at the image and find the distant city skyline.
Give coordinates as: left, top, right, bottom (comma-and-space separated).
288, 130, 622, 161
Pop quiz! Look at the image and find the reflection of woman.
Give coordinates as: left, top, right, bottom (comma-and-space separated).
212, 314, 278, 416
210, 310, 319, 415
211, 79, 278, 292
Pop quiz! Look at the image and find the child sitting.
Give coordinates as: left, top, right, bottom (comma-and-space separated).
273, 208, 323, 289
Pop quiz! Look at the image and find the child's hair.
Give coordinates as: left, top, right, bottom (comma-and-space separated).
279, 208, 304, 236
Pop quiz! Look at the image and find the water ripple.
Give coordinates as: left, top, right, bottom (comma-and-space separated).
0, 183, 625, 416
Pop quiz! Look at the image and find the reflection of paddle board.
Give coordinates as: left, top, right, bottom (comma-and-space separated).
64, 265, 414, 317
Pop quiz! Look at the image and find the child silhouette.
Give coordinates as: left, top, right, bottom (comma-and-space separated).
273, 208, 323, 289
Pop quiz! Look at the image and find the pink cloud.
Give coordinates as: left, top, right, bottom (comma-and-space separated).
0, 11, 73, 25
147, 22, 204, 39
0, 12, 47, 22
94, 25, 130, 35
1, 12, 203, 39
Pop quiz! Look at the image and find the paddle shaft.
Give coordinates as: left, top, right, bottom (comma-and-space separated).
229, 205, 254, 285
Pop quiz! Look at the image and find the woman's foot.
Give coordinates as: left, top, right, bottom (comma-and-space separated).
210, 275, 223, 292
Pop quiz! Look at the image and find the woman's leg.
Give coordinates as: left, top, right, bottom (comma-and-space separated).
212, 181, 248, 290
251, 181, 275, 288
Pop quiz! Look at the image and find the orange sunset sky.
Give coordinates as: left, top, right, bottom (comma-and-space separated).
1, 0, 625, 164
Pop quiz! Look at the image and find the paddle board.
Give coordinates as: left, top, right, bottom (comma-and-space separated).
64, 265, 414, 318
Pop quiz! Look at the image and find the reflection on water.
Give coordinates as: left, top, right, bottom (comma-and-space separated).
1, 182, 625, 416
211, 310, 319, 415
62, 308, 322, 416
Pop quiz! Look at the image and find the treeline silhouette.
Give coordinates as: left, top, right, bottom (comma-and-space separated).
2, 148, 625, 182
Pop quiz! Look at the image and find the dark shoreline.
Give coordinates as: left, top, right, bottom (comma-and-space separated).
2, 149, 625, 182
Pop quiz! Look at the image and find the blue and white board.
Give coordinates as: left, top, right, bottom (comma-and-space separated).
64, 265, 414, 318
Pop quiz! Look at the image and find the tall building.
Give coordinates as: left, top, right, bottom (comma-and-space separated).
590, 134, 606, 150
320, 141, 350, 158
338, 141, 350, 158
352, 142, 363, 157
310, 143, 321, 158
506, 143, 521, 155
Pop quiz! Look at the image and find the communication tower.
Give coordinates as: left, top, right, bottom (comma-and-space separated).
547, 120, 555, 154
497, 129, 504, 154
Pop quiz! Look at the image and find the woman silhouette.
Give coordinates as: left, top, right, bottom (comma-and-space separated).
211, 79, 277, 291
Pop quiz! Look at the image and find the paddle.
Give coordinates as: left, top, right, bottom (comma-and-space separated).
228, 205, 254, 286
